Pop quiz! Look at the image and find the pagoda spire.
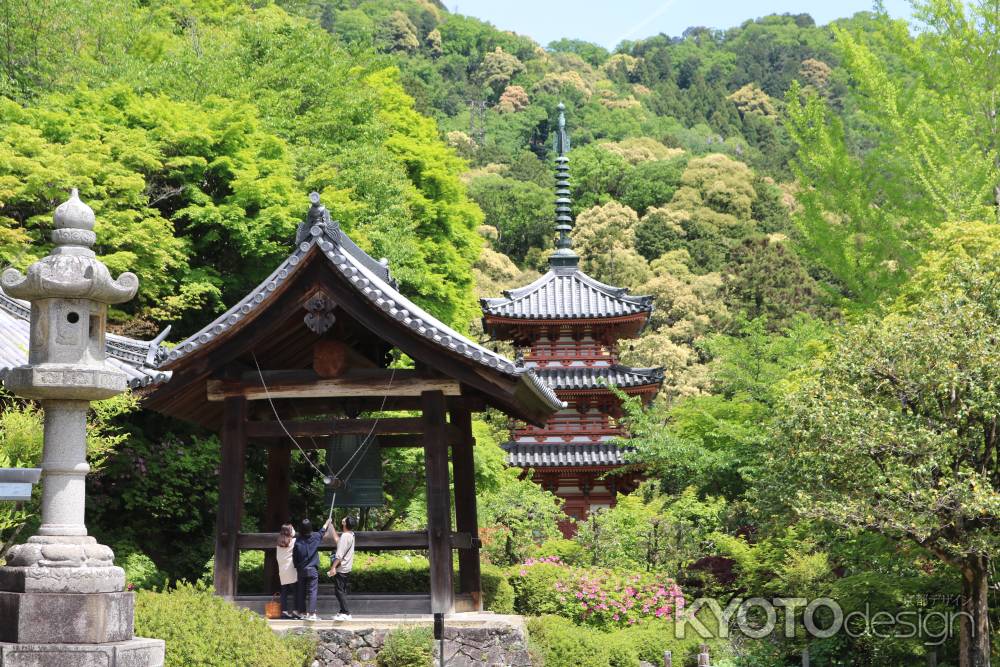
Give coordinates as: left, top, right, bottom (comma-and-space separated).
550, 102, 579, 270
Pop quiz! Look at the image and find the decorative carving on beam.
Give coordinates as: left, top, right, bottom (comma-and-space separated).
304, 293, 337, 334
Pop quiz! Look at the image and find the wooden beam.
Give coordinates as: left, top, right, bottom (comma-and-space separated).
254, 434, 428, 449
237, 531, 433, 550
245, 417, 423, 439
450, 403, 482, 607
263, 446, 291, 594
247, 396, 426, 419
215, 396, 247, 599
207, 369, 461, 401
423, 390, 454, 614
245, 417, 462, 442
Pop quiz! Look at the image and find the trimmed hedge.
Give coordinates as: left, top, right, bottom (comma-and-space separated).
527, 613, 728, 667
135, 582, 315, 667
526, 615, 611, 667
481, 563, 514, 613
221, 551, 515, 613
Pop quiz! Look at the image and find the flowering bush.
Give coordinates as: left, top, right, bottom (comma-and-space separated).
512, 559, 685, 629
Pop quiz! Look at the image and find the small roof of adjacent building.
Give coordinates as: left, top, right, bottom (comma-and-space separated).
503, 441, 632, 468
533, 365, 664, 392
482, 269, 653, 321
0, 291, 170, 389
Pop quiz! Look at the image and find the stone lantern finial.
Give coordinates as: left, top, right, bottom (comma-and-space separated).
2, 191, 137, 306
51, 188, 96, 254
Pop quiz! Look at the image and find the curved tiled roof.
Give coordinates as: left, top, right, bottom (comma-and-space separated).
0, 291, 171, 389
481, 268, 653, 320
503, 441, 632, 467
162, 203, 562, 414
535, 365, 664, 391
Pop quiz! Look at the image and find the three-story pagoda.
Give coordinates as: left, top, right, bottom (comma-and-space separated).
481, 105, 663, 531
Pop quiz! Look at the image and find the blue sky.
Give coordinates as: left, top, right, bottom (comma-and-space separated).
449, 0, 914, 49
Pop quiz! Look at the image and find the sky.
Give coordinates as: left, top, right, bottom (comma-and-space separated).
449, 0, 915, 49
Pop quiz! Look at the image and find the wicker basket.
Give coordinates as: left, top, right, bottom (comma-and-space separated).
264, 594, 281, 619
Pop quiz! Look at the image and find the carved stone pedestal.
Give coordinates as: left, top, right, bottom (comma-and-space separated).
0, 638, 165, 667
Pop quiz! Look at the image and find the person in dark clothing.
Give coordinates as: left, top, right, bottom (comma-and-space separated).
293, 517, 332, 620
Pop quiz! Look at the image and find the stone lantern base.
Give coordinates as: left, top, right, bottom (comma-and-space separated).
0, 538, 164, 667
0, 637, 165, 666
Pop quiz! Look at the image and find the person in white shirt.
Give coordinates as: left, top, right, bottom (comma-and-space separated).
275, 524, 298, 619
326, 515, 356, 621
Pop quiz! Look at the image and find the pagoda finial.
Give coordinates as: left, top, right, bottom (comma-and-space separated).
550, 103, 578, 271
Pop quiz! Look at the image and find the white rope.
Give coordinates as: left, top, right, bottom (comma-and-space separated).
252, 351, 327, 478
250, 352, 396, 520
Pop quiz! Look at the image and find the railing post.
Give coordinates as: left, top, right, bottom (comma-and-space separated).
698, 644, 710, 666
663, 649, 672, 667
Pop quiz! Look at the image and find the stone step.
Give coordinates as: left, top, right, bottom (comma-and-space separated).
236, 592, 479, 616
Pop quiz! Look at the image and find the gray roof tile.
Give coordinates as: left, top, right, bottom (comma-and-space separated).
164, 208, 563, 413
535, 365, 664, 391
503, 441, 632, 467
481, 268, 652, 320
0, 292, 171, 389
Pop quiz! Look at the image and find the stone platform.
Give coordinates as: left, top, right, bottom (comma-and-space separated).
237, 592, 480, 616
0, 637, 164, 667
271, 613, 531, 667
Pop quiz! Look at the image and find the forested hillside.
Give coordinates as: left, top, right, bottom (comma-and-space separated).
2, 1, 998, 665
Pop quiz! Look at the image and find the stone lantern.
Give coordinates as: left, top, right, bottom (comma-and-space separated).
0, 190, 164, 666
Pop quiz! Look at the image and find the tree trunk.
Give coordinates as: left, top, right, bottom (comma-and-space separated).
959, 556, 991, 667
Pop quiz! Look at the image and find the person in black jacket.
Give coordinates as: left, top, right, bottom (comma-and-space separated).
293, 517, 332, 620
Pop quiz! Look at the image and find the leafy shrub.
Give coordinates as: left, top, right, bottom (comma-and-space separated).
377, 627, 434, 667
512, 560, 685, 629
134, 581, 314, 667
352, 554, 430, 593
114, 543, 168, 590
525, 615, 610, 667
534, 538, 587, 565
481, 563, 514, 613
609, 619, 718, 665
201, 551, 269, 595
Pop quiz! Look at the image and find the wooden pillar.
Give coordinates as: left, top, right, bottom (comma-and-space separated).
422, 390, 454, 614
215, 396, 247, 599
263, 444, 291, 593
450, 403, 481, 608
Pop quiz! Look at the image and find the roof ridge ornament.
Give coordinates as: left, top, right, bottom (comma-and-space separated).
550, 103, 579, 272
296, 191, 341, 246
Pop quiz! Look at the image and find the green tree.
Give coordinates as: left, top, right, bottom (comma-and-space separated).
786, 1, 1000, 305
768, 258, 1000, 666
478, 47, 525, 99
0, 87, 298, 332
467, 174, 552, 263
722, 235, 829, 330
572, 200, 651, 288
